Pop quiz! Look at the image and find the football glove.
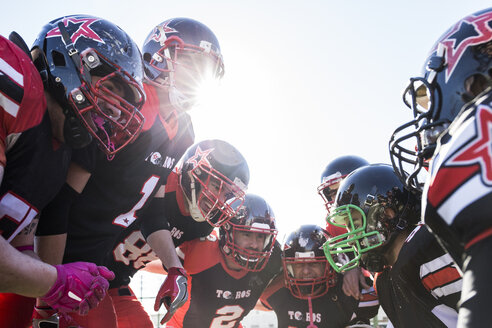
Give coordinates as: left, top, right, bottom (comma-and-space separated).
154, 267, 188, 324
41, 262, 115, 315
32, 306, 58, 328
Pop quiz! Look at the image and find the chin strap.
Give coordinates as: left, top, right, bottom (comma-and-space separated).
168, 85, 192, 111
92, 114, 115, 161
306, 296, 318, 328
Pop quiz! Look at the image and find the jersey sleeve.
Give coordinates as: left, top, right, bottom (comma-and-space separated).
0, 35, 46, 167
178, 231, 221, 274
353, 276, 380, 323
259, 273, 284, 310
140, 196, 171, 239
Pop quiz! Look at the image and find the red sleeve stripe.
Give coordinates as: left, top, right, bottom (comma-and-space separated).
421, 266, 462, 294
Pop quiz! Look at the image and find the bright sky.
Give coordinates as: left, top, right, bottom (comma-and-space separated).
1, 0, 491, 241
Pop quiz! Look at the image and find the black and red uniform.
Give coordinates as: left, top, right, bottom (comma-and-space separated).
54, 83, 193, 328
0, 35, 73, 327
107, 170, 214, 289
423, 92, 492, 326
260, 274, 378, 327
0, 35, 71, 242
61, 83, 194, 265
374, 224, 462, 327
166, 232, 282, 328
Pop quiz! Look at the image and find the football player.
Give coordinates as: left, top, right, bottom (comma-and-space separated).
0, 12, 146, 325
259, 224, 378, 328
31, 17, 225, 327
160, 193, 280, 328
389, 7, 492, 326
57, 139, 249, 328
325, 164, 462, 327
318, 155, 371, 301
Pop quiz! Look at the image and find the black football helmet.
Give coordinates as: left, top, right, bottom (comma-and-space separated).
178, 139, 249, 227
389, 8, 492, 192
323, 164, 420, 273
282, 225, 336, 299
142, 17, 224, 111
219, 194, 277, 272
318, 155, 369, 212
32, 14, 145, 155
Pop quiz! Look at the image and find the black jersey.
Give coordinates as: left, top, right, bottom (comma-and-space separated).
261, 273, 378, 327
63, 83, 194, 265
374, 225, 462, 327
167, 232, 282, 328
423, 92, 492, 263
107, 171, 213, 288
0, 36, 71, 242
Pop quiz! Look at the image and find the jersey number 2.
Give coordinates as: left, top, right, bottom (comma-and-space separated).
209, 305, 245, 328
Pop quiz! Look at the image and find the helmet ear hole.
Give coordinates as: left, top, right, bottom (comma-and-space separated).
464, 74, 489, 98
143, 52, 152, 64
51, 50, 66, 67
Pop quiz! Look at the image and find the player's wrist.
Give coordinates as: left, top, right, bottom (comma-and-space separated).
168, 267, 187, 277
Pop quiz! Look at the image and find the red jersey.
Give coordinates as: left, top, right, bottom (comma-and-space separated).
167, 232, 281, 328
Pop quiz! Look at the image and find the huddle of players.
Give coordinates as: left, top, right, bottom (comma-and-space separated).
317, 6, 492, 328
2, 5, 492, 328
0, 12, 376, 328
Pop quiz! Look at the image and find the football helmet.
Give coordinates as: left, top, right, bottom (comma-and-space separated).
178, 139, 249, 227
389, 8, 492, 192
282, 225, 336, 299
32, 14, 145, 155
219, 194, 277, 272
142, 17, 224, 111
318, 155, 369, 212
324, 164, 420, 273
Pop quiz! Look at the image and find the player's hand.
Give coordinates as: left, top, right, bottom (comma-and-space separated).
342, 267, 370, 300
154, 267, 188, 324
32, 306, 58, 328
41, 262, 115, 316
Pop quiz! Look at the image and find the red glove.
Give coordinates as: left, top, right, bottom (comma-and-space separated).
154, 267, 188, 324
32, 306, 58, 328
41, 262, 115, 316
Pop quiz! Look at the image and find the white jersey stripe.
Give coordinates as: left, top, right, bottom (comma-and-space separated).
431, 304, 458, 328
0, 58, 24, 86
420, 253, 454, 278
430, 279, 463, 299
0, 93, 20, 117
437, 174, 492, 225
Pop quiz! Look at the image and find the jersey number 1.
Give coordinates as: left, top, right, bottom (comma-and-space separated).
113, 175, 160, 227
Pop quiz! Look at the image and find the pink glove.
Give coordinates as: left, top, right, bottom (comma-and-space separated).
154, 267, 188, 324
41, 262, 115, 316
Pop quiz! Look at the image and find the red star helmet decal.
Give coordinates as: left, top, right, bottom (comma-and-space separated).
448, 105, 492, 184
46, 17, 104, 45
439, 11, 492, 82
186, 146, 214, 167
145, 20, 179, 45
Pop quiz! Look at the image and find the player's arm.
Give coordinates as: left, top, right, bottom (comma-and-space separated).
33, 162, 94, 318
146, 230, 188, 324
142, 189, 188, 324
0, 235, 56, 296
342, 267, 371, 300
